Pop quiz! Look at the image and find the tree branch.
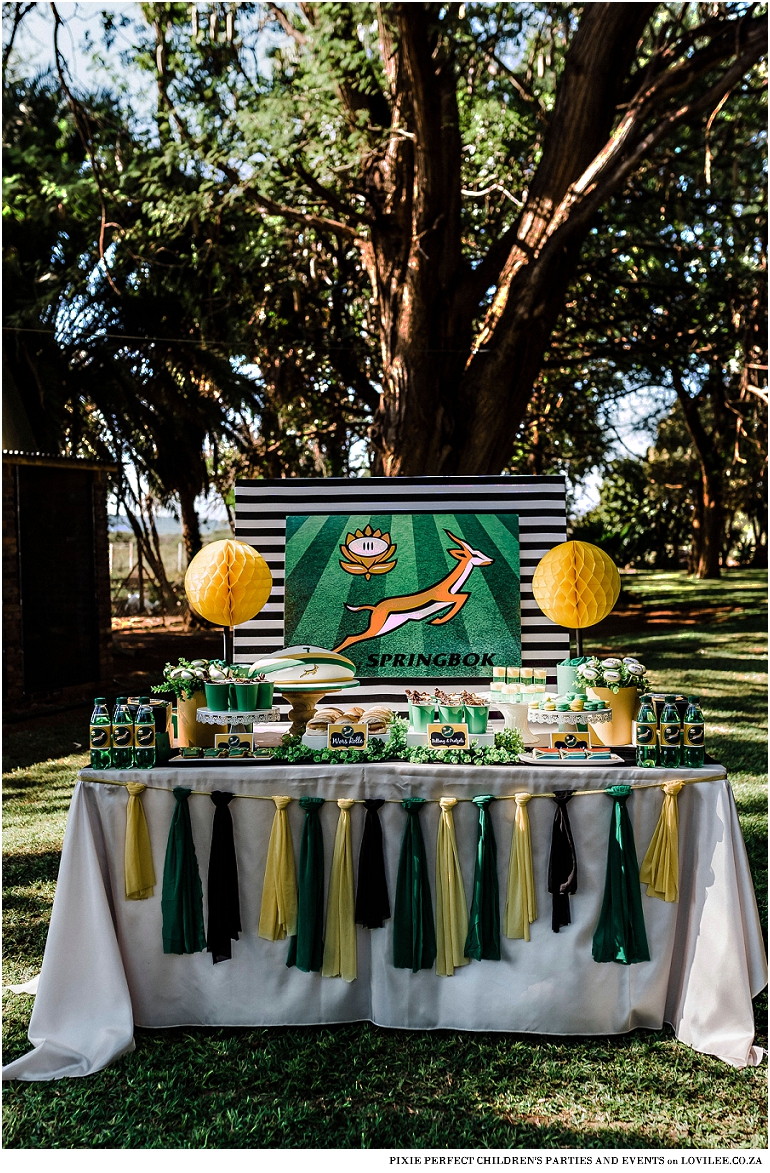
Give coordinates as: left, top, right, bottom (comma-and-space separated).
267, 2, 307, 44
50, 3, 121, 296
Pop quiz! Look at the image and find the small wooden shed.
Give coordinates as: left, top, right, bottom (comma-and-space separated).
3, 450, 114, 714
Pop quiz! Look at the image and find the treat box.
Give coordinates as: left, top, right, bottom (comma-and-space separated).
406, 729, 496, 748
302, 731, 389, 750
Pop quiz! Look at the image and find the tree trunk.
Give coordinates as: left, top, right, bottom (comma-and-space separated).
178, 486, 202, 562
672, 371, 724, 580
697, 469, 723, 579
366, 3, 655, 475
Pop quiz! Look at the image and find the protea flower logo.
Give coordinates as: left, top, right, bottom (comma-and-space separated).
339, 526, 397, 580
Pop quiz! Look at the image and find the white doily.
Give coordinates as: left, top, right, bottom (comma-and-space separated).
527, 707, 612, 725
196, 707, 282, 725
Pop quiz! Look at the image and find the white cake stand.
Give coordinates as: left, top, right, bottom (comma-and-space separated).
527, 707, 613, 726
493, 701, 549, 748
196, 707, 282, 733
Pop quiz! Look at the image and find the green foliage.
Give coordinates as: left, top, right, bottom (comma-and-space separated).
558, 71, 767, 567
399, 724, 524, 766
270, 718, 524, 766
151, 659, 206, 700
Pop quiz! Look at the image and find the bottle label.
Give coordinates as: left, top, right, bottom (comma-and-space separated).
660, 721, 681, 746
112, 725, 134, 749
635, 722, 656, 745
684, 722, 704, 747
90, 725, 111, 750
135, 725, 156, 749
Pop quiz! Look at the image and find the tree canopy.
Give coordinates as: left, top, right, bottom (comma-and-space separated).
2, 2, 767, 575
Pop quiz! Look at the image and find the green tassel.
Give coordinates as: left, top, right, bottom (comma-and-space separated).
592, 785, 650, 965
162, 787, 206, 955
286, 797, 325, 972
393, 798, 436, 972
464, 795, 501, 961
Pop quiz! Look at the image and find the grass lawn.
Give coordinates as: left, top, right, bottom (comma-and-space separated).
2, 570, 767, 1149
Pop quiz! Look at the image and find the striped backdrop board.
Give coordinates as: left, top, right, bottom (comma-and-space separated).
234, 476, 570, 709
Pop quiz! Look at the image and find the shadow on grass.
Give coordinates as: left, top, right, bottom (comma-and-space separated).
2, 852, 62, 887
3, 1022, 765, 1149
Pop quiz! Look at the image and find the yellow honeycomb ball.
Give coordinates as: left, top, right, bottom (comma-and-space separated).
532, 541, 620, 629
184, 539, 272, 627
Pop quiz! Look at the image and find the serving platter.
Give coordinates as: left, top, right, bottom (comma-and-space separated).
518, 752, 624, 766
167, 754, 274, 768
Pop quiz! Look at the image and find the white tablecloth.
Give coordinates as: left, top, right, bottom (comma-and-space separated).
3, 761, 766, 1080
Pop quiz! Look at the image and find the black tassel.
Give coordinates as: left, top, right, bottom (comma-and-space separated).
355, 799, 390, 928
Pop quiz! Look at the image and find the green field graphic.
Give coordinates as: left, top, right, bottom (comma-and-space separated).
284, 513, 520, 678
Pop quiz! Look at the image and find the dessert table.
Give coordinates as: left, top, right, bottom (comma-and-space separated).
3, 760, 766, 1081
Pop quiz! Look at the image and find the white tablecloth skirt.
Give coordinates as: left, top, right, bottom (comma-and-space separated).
3, 762, 766, 1080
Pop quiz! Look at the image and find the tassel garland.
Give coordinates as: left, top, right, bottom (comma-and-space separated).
355, 799, 390, 928
393, 798, 436, 972
435, 797, 469, 976
286, 797, 326, 972
504, 793, 537, 940
206, 791, 241, 964
548, 791, 577, 932
125, 781, 155, 900
161, 787, 206, 955
259, 797, 298, 940
464, 795, 501, 961
639, 781, 684, 902
592, 785, 650, 965
322, 799, 357, 981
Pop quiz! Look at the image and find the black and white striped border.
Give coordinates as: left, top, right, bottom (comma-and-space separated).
234, 476, 569, 708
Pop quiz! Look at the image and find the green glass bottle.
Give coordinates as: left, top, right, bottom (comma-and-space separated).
89, 697, 112, 770
134, 697, 156, 769
658, 695, 681, 768
683, 696, 705, 768
111, 696, 134, 769
635, 694, 658, 768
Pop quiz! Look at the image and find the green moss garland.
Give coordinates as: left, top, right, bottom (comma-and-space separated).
269, 719, 525, 767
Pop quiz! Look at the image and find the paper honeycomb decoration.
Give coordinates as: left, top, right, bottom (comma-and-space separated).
531, 541, 620, 629
184, 539, 272, 627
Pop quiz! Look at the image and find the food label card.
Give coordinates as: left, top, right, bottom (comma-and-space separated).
549, 730, 606, 750
327, 723, 368, 750
427, 723, 469, 749
215, 733, 255, 751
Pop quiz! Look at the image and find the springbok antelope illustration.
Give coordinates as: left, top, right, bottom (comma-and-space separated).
333, 531, 493, 653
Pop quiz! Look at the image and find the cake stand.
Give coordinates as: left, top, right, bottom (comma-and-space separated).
274, 679, 361, 736
196, 707, 282, 733
527, 705, 614, 744
527, 707, 612, 727
493, 701, 549, 748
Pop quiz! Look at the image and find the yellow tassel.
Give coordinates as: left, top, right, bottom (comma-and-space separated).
504, 793, 537, 940
258, 796, 298, 939
125, 782, 156, 900
435, 797, 470, 976
640, 780, 685, 902
322, 799, 357, 981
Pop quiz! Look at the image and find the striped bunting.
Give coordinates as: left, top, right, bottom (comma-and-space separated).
234, 476, 569, 710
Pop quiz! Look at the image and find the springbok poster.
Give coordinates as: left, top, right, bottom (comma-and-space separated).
283, 513, 520, 678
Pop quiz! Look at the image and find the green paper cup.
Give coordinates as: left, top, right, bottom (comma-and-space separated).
256, 681, 274, 710
438, 704, 465, 724
411, 703, 435, 732
233, 682, 259, 711
204, 682, 231, 712
464, 704, 489, 734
